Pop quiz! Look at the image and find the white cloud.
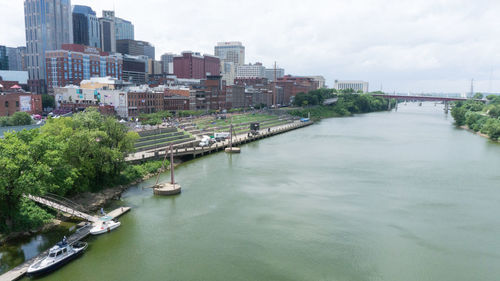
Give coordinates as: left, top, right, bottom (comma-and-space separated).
1, 0, 500, 92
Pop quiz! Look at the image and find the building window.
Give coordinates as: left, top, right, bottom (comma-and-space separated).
16, 101, 19, 107
5, 101, 8, 108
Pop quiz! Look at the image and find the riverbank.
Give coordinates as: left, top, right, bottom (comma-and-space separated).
286, 93, 396, 121
460, 125, 500, 142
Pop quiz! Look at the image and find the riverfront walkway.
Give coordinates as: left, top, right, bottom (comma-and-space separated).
126, 120, 313, 164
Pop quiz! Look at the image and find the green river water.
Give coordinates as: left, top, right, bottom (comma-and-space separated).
3, 103, 500, 280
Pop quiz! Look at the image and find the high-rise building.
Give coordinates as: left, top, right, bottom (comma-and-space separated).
115, 18, 134, 40
45, 44, 122, 91
116, 39, 155, 60
173, 52, 220, 79
160, 53, 175, 74
72, 5, 101, 48
101, 10, 134, 41
0, 46, 8, 70
99, 17, 116, 53
7, 47, 27, 71
236, 63, 266, 78
24, 0, 73, 93
214, 42, 245, 66
264, 67, 285, 82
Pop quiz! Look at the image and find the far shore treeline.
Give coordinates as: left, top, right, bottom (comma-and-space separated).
288, 88, 396, 119
451, 94, 500, 140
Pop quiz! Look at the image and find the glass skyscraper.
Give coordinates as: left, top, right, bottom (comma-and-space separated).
72, 5, 101, 48
24, 0, 73, 93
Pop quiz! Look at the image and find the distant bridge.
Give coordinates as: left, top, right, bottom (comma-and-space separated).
372, 94, 485, 102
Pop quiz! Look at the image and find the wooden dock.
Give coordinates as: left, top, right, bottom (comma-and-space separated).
0, 206, 131, 281
126, 120, 313, 164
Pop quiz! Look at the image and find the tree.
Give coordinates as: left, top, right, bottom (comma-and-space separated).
41, 94, 55, 109
488, 105, 500, 119
473, 93, 484, 100
10, 111, 32, 126
451, 106, 467, 126
0, 130, 75, 231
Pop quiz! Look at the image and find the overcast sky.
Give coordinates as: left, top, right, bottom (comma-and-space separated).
2, 0, 500, 93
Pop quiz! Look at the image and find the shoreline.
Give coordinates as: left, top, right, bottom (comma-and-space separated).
460, 125, 496, 141
0, 165, 174, 245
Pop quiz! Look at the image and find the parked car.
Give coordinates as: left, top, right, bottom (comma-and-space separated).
214, 132, 230, 142
199, 135, 215, 147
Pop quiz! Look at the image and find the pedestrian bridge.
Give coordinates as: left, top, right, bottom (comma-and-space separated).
25, 193, 99, 223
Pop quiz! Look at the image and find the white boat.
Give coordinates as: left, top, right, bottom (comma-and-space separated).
27, 240, 87, 277
90, 215, 121, 235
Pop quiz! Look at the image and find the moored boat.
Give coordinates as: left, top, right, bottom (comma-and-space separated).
27, 240, 87, 277
90, 216, 121, 235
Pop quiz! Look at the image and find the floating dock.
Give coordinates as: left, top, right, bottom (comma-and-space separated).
0, 206, 131, 281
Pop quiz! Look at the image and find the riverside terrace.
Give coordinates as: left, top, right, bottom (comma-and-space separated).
126, 114, 311, 163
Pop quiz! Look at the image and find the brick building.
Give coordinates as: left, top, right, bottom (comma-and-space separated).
164, 87, 191, 111
275, 75, 319, 105
0, 92, 42, 116
127, 86, 164, 117
191, 75, 227, 111
173, 52, 220, 79
45, 44, 122, 91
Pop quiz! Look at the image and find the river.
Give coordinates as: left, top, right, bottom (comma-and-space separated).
3, 102, 500, 280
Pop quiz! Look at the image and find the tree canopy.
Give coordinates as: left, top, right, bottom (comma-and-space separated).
0, 108, 139, 233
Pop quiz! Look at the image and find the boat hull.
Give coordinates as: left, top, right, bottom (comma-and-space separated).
90, 221, 121, 235
27, 244, 86, 277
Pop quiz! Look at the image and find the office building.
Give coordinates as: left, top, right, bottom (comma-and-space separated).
117, 39, 155, 60
122, 55, 147, 84
214, 42, 245, 66
221, 61, 236, 86
7, 47, 27, 71
24, 0, 73, 93
334, 80, 369, 93
45, 44, 122, 91
264, 67, 285, 82
160, 53, 175, 74
72, 5, 101, 48
306, 76, 326, 89
173, 52, 220, 79
236, 62, 266, 78
100, 11, 134, 50
99, 17, 116, 52
0, 46, 8, 70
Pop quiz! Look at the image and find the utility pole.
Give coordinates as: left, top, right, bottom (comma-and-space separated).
470, 79, 474, 97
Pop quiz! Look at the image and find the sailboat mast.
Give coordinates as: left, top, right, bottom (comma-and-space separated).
229, 117, 233, 149
170, 143, 174, 184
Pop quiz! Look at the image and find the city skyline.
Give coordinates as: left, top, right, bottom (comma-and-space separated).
2, 0, 500, 93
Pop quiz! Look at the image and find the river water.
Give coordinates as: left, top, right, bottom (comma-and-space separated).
5, 103, 500, 280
